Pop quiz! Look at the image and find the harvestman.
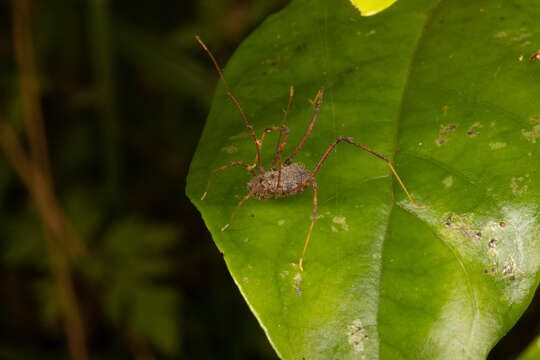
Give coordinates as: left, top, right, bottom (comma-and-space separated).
196, 36, 425, 271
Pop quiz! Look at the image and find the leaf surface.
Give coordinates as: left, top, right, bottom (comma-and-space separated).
186, 0, 540, 358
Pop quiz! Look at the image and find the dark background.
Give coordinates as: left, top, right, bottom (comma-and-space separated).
0, 1, 537, 359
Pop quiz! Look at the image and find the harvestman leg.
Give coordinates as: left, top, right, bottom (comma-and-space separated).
273, 86, 294, 170
310, 136, 425, 208
255, 85, 294, 187
299, 179, 317, 272
201, 162, 256, 200
265, 126, 290, 187
221, 192, 252, 231
217, 125, 290, 234
284, 87, 324, 165
196, 36, 264, 173
295, 136, 425, 271
254, 126, 290, 170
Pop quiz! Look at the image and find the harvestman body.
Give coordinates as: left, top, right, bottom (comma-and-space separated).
196, 36, 425, 271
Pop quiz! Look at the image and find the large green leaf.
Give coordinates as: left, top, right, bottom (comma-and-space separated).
186, 0, 540, 358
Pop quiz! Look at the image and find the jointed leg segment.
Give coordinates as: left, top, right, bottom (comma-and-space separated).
311, 136, 425, 208
275, 86, 294, 168
299, 179, 317, 272
266, 126, 290, 188
195, 36, 264, 173
201, 161, 256, 200
296, 136, 424, 271
285, 87, 324, 165
221, 192, 252, 231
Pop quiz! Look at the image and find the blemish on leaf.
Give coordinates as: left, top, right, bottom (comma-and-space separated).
243, 277, 249, 283
487, 239, 498, 257
512, 33, 532, 42
293, 273, 302, 296
331, 226, 338, 233
522, 121, 540, 143
510, 177, 528, 196
228, 131, 250, 140
333, 216, 349, 231
280, 270, 289, 278
442, 176, 454, 188
530, 50, 540, 61
489, 142, 507, 150
262, 56, 289, 74
277, 219, 285, 226
494, 31, 508, 38
502, 257, 517, 280
485, 262, 498, 274
436, 124, 456, 146
442, 124, 457, 132
466, 122, 483, 137
220, 143, 239, 153
441, 212, 481, 242
346, 319, 367, 353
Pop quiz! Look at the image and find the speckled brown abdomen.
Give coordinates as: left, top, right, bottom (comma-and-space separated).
248, 164, 310, 200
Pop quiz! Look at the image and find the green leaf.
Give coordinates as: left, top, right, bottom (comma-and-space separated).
517, 335, 540, 360
186, 0, 540, 358
349, 0, 399, 16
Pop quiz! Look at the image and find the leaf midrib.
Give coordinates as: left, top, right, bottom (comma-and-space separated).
373, 0, 476, 357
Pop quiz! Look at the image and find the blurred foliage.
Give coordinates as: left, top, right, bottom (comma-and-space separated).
0, 0, 539, 359
0, 0, 287, 359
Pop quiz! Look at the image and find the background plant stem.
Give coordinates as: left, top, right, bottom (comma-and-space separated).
9, 1, 89, 359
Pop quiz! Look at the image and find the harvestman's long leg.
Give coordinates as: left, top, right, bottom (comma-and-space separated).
196, 36, 264, 173
273, 86, 294, 170
253, 126, 290, 188
284, 87, 324, 165
293, 136, 425, 271
311, 136, 425, 209
254, 126, 290, 168
299, 179, 317, 272
268, 126, 289, 188
221, 192, 252, 231
201, 162, 256, 200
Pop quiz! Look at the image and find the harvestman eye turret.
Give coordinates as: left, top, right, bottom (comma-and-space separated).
196, 36, 425, 271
